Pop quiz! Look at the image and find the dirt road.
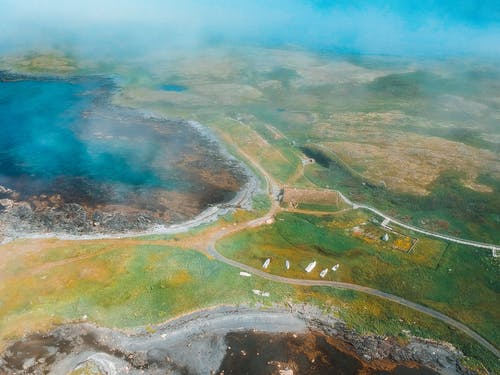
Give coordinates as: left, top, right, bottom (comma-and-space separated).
206, 139, 500, 358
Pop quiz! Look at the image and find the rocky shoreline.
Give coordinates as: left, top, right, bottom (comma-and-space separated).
0, 71, 259, 244
0, 305, 472, 375
0, 171, 257, 244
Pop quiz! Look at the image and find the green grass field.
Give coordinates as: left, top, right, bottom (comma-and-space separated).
302, 146, 500, 243
0, 241, 295, 338
217, 211, 500, 348
1, 238, 498, 372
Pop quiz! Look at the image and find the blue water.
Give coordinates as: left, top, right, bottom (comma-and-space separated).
0, 79, 91, 180
0, 78, 166, 198
0, 75, 242, 210
160, 84, 187, 92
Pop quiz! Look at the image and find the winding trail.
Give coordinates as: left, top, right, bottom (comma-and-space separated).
336, 191, 500, 252
208, 134, 500, 358
310, 144, 499, 252
207, 226, 500, 358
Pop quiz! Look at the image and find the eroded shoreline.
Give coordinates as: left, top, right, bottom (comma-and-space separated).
0, 172, 258, 245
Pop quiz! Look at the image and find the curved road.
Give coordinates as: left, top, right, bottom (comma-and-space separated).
207, 228, 500, 358
212, 141, 500, 358
305, 143, 498, 252
336, 191, 499, 252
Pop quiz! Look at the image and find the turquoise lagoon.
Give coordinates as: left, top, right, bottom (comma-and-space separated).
0, 73, 245, 224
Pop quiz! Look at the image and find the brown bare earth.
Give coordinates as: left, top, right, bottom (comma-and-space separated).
312, 119, 499, 195
282, 187, 344, 206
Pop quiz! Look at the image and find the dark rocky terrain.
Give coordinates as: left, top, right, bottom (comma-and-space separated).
0, 306, 472, 375
0, 72, 251, 241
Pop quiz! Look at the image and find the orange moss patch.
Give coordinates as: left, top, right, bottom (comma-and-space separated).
165, 270, 192, 287
393, 237, 413, 252
78, 261, 114, 283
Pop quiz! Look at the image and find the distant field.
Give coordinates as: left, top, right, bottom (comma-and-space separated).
302, 145, 500, 243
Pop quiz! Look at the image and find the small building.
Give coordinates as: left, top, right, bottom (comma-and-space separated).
382, 233, 389, 242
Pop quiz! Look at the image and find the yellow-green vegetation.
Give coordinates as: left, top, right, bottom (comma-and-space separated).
410, 239, 447, 269
1, 47, 499, 372
217, 211, 499, 348
293, 203, 346, 212
210, 118, 297, 184
0, 52, 78, 74
352, 222, 416, 252
68, 362, 105, 375
0, 237, 498, 372
0, 239, 294, 345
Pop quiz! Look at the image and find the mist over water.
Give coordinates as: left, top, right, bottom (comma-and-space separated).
0, 77, 164, 199
0, 73, 247, 234
1, 1, 499, 58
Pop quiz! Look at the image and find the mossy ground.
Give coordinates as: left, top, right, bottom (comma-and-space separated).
1, 49, 498, 372
0, 236, 498, 372
217, 211, 500, 348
